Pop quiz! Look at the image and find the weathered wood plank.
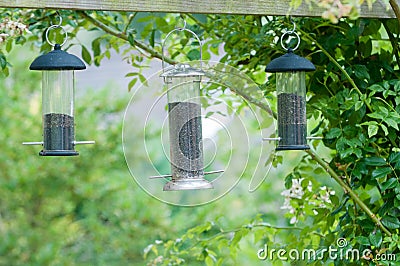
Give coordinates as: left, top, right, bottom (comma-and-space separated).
0, 0, 397, 18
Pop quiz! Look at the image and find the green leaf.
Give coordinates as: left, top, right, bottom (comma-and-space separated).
128, 78, 138, 91
15, 35, 26, 45
2, 65, 9, 76
354, 101, 363, 111
230, 228, 249, 247
6, 39, 12, 53
378, 106, 389, 116
81, 45, 92, 65
325, 128, 342, 139
104, 50, 111, 59
128, 33, 135, 46
187, 49, 201, 61
368, 84, 384, 93
354, 65, 370, 80
341, 148, 354, 158
371, 167, 392, 179
230, 230, 243, 247
125, 72, 138, 78
356, 236, 370, 246
216, 258, 224, 266
381, 216, 400, 229
389, 152, 400, 163
150, 29, 155, 47
138, 73, 147, 83
367, 112, 385, 120
92, 38, 101, 57
364, 157, 386, 166
0, 53, 6, 69
155, 17, 168, 29
368, 124, 379, 137
380, 124, 388, 136
369, 230, 382, 247
385, 118, 399, 130
380, 178, 398, 191
383, 89, 396, 98
205, 256, 214, 266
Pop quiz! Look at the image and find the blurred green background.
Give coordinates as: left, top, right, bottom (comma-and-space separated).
0, 43, 311, 265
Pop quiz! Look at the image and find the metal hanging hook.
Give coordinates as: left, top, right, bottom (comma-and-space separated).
50, 11, 63, 27
161, 19, 203, 72
45, 11, 68, 47
280, 16, 300, 51
175, 17, 187, 31
288, 16, 296, 33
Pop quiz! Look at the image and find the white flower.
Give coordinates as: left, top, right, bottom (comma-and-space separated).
280, 189, 291, 197
319, 193, 331, 204
281, 178, 314, 224
318, 186, 335, 204
280, 197, 292, 210
143, 244, 153, 254
16, 22, 26, 29
0, 33, 8, 43
290, 178, 304, 199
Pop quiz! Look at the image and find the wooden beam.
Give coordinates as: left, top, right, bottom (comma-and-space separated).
0, 0, 397, 18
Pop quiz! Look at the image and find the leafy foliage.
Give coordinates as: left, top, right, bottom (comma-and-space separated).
1, 6, 400, 266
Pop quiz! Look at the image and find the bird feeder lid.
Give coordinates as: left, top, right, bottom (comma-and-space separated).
30, 44, 86, 71
265, 50, 315, 73
160, 64, 205, 78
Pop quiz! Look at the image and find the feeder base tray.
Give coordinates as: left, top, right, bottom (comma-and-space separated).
163, 178, 213, 191
276, 144, 310, 151
39, 150, 79, 156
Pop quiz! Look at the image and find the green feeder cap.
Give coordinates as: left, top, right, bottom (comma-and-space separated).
265, 50, 315, 73
30, 44, 86, 71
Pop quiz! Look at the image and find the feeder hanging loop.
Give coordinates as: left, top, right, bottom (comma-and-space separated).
161, 19, 203, 72
45, 24, 68, 47
280, 31, 301, 52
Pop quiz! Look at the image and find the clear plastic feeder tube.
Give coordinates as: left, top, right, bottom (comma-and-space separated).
276, 71, 308, 150
166, 73, 204, 180
42, 70, 75, 153
161, 64, 212, 190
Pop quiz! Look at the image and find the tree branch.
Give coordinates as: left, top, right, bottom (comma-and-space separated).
123, 12, 137, 34
305, 149, 392, 237
300, 24, 395, 236
299, 29, 373, 112
184, 222, 324, 252
79, 11, 275, 116
390, 0, 400, 26
78, 11, 176, 65
382, 19, 400, 69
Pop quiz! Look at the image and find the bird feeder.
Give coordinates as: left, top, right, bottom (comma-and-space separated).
265, 29, 315, 150
156, 21, 214, 191
24, 21, 94, 156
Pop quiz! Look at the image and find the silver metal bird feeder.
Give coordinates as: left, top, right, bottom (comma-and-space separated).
158, 21, 214, 191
